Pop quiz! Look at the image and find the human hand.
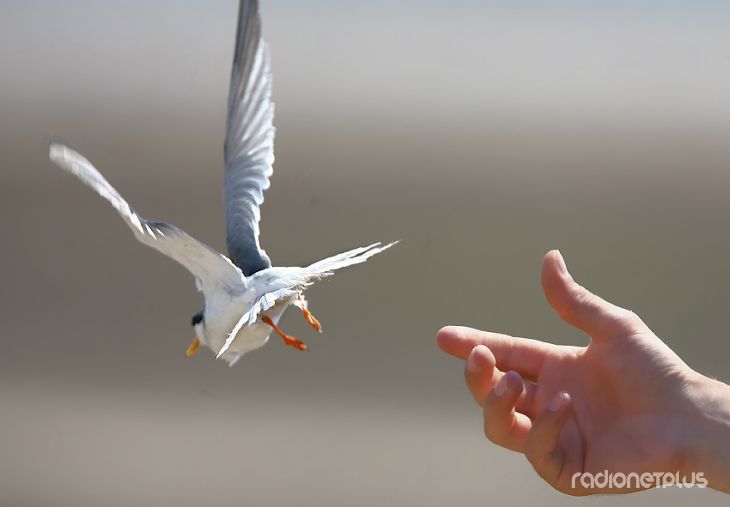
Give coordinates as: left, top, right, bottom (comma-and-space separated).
437, 250, 730, 494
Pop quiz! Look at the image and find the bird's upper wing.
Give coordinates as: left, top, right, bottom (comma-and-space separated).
50, 144, 245, 296
223, 0, 275, 277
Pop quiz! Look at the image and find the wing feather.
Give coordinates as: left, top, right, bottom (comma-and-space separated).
224, 0, 275, 276
50, 144, 245, 296
216, 288, 298, 358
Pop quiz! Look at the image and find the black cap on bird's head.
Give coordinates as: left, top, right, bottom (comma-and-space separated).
186, 310, 205, 358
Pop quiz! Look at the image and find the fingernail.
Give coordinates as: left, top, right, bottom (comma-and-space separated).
555, 250, 569, 276
494, 375, 509, 397
466, 349, 479, 373
549, 391, 570, 412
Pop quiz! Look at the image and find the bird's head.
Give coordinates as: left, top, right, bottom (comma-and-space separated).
185, 310, 206, 358
191, 310, 206, 344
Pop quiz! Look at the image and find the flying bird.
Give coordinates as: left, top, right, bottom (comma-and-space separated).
49, 0, 395, 366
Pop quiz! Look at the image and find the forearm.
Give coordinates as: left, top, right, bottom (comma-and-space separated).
682, 374, 730, 493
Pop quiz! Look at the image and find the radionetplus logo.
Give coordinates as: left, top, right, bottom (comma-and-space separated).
571, 471, 708, 490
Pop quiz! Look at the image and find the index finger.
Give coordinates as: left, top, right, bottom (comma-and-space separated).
436, 325, 571, 380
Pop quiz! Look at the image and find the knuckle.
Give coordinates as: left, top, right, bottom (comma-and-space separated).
570, 286, 597, 313
472, 393, 486, 407
619, 308, 644, 328
483, 417, 506, 445
607, 307, 647, 338
484, 426, 504, 445
555, 285, 595, 321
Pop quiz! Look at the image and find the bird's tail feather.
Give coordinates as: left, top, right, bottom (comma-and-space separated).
305, 241, 397, 279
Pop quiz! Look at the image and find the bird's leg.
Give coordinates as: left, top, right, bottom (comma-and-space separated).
293, 293, 322, 332
186, 337, 201, 358
301, 307, 322, 333
261, 315, 308, 351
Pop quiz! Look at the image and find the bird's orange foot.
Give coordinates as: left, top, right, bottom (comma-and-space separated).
186, 337, 201, 358
262, 315, 308, 351
302, 308, 322, 332
282, 335, 308, 351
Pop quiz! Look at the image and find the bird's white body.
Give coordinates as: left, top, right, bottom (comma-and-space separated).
48, 0, 395, 366
200, 291, 288, 366
197, 268, 296, 365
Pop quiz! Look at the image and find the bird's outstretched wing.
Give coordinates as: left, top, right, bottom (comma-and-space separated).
216, 242, 398, 358
49, 144, 245, 296
224, 0, 275, 276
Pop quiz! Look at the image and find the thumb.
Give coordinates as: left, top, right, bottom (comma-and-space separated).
541, 250, 647, 341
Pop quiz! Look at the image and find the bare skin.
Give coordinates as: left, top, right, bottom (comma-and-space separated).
437, 250, 730, 495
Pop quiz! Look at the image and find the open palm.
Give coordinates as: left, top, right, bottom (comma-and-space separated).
437, 250, 700, 494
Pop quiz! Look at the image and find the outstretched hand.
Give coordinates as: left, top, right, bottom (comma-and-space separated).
437, 250, 730, 495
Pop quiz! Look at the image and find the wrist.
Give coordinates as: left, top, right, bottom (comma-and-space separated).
679, 372, 730, 493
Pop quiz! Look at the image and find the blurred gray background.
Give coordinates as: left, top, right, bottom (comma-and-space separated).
2, 0, 730, 505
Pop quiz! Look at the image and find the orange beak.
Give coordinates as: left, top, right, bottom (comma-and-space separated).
186, 337, 201, 358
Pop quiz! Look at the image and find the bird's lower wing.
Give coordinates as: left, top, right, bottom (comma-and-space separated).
304, 242, 398, 278
49, 144, 245, 296
216, 287, 298, 358
216, 242, 398, 359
